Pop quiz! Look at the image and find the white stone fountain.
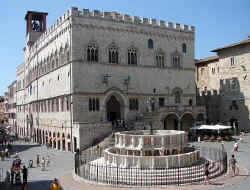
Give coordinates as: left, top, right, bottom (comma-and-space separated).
78, 130, 227, 186
103, 130, 200, 169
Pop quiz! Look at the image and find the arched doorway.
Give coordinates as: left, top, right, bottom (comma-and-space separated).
164, 114, 179, 130
180, 113, 195, 131
106, 95, 121, 121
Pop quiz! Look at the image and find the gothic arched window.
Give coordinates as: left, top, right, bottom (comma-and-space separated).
175, 91, 181, 104
128, 47, 137, 65
109, 46, 119, 64
87, 43, 98, 62
156, 52, 165, 68
148, 39, 153, 49
172, 54, 181, 69
182, 43, 187, 53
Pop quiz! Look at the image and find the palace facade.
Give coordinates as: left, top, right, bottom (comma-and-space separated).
196, 36, 250, 132
16, 8, 205, 151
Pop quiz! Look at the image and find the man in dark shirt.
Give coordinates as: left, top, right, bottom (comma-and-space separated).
22, 166, 28, 184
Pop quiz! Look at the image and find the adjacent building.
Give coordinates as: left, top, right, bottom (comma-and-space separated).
6, 81, 17, 131
0, 96, 4, 122
196, 36, 250, 132
16, 7, 205, 151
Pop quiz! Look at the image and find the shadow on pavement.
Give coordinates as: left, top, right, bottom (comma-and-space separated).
11, 144, 41, 153
210, 182, 224, 186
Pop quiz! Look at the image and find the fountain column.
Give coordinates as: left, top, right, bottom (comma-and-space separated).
131, 136, 135, 148
151, 136, 154, 146
161, 136, 165, 147
138, 136, 144, 149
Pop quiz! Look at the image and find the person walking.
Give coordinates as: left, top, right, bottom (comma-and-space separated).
36, 154, 40, 167
204, 162, 211, 185
22, 165, 28, 184
50, 178, 60, 190
41, 157, 45, 171
229, 154, 237, 177
46, 155, 50, 167
234, 142, 238, 152
5, 147, 8, 159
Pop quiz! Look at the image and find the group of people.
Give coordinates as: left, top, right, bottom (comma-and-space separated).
36, 154, 50, 171
204, 154, 238, 185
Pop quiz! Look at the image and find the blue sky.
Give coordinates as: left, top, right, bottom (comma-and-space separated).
1, 0, 250, 95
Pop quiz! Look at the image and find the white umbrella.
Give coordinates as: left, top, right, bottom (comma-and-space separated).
190, 124, 231, 131
214, 124, 231, 130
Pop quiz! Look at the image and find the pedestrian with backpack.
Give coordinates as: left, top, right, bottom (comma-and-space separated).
229, 154, 237, 177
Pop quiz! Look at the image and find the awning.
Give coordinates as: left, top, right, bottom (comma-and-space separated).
190, 124, 231, 131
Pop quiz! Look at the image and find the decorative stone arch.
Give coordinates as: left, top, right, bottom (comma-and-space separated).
162, 112, 180, 130
180, 112, 195, 131
103, 88, 127, 121
171, 87, 183, 96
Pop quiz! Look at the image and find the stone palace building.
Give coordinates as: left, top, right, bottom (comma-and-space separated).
196, 36, 250, 132
15, 7, 205, 151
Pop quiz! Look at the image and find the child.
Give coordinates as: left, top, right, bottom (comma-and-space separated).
234, 142, 238, 152
204, 162, 211, 185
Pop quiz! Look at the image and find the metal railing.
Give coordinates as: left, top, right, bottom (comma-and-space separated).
0, 168, 8, 190
75, 146, 227, 187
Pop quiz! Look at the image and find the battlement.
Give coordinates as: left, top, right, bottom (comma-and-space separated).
28, 7, 195, 57
71, 7, 195, 32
